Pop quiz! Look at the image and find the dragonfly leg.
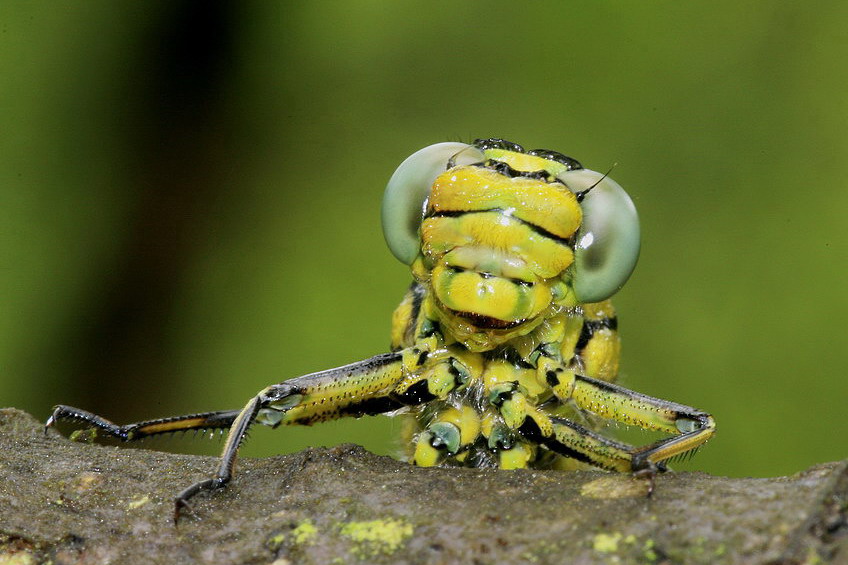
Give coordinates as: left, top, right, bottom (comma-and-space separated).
173, 392, 264, 522
172, 351, 438, 520
546, 370, 716, 470
412, 405, 481, 466
45, 405, 242, 441
390, 347, 470, 404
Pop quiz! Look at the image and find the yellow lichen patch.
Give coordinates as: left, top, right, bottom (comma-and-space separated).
55, 471, 105, 506
0, 552, 37, 565
266, 533, 286, 552
338, 518, 413, 557
593, 532, 622, 553
127, 495, 150, 510
580, 475, 652, 499
69, 471, 103, 493
68, 428, 99, 443
592, 532, 636, 554
290, 520, 317, 545
0, 538, 37, 565
266, 520, 318, 553
643, 538, 658, 561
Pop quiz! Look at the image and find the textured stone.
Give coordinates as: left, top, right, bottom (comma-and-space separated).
0, 408, 845, 564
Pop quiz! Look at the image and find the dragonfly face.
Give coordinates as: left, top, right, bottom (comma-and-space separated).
382, 138, 641, 350
48, 138, 714, 521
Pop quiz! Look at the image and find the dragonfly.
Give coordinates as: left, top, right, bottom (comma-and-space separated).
47, 138, 715, 520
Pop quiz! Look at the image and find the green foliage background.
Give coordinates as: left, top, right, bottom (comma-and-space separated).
2, 2, 846, 478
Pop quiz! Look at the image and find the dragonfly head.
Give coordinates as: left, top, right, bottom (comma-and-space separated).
382, 139, 640, 344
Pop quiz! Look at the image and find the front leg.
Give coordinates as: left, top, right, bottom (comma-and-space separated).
545, 369, 716, 470
46, 406, 242, 442
173, 352, 412, 519
48, 351, 428, 521
173, 393, 264, 521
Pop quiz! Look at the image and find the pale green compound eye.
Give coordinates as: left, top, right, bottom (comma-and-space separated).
382, 142, 485, 264
556, 168, 641, 303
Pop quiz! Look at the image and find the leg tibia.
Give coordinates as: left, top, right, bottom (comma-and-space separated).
46, 405, 242, 442
260, 352, 407, 426
571, 375, 681, 432
545, 373, 716, 470
567, 374, 714, 441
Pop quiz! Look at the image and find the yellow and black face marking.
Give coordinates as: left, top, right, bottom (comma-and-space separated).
47, 138, 715, 521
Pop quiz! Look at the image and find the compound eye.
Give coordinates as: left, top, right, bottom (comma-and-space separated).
382, 142, 484, 264
556, 169, 640, 303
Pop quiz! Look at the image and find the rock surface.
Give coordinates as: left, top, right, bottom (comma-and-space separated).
0, 408, 845, 564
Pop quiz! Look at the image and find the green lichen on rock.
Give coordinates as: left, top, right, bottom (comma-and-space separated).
580, 475, 651, 499
266, 531, 287, 553
126, 495, 151, 510
0, 552, 37, 565
642, 538, 658, 561
592, 532, 637, 554
0, 536, 38, 565
290, 520, 318, 546
337, 518, 413, 558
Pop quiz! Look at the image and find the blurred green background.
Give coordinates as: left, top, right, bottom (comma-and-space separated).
1, 2, 846, 479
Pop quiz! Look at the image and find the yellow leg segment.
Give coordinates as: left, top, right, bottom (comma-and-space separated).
261, 353, 408, 426
545, 371, 715, 469
413, 405, 481, 466
498, 441, 536, 469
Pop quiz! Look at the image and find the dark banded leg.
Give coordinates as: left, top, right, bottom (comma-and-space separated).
170, 350, 466, 521
173, 393, 263, 522
517, 416, 637, 472
45, 406, 242, 441
47, 350, 448, 522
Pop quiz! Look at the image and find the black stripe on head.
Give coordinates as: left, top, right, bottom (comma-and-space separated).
473, 138, 525, 153
486, 160, 555, 181
527, 149, 583, 171
471, 138, 583, 172
425, 208, 574, 247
